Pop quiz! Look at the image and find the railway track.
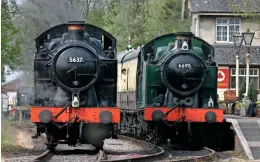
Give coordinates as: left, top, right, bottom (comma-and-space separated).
33, 149, 53, 161
30, 136, 215, 162
160, 147, 216, 162
32, 148, 101, 162
31, 137, 164, 162
31, 147, 214, 162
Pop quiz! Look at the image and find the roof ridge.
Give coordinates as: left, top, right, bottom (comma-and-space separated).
190, 0, 260, 13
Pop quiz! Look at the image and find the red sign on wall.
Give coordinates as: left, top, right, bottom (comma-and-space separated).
217, 68, 230, 89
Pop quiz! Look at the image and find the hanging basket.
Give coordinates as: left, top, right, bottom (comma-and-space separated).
256, 102, 260, 117
256, 109, 260, 118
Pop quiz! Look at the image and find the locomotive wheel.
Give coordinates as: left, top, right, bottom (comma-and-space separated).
93, 141, 104, 151
46, 133, 58, 151
112, 125, 118, 139
188, 138, 203, 150
112, 134, 118, 139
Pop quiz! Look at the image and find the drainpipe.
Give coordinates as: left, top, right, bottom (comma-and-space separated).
245, 53, 250, 97
235, 55, 239, 98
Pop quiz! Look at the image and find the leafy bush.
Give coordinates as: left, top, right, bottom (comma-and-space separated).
256, 101, 260, 109
235, 101, 242, 110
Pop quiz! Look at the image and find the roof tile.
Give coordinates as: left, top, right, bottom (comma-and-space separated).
190, 0, 260, 13
214, 45, 260, 65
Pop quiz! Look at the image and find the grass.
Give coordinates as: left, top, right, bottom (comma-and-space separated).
1, 118, 33, 146
1, 119, 16, 148
1, 117, 34, 146
1, 118, 34, 158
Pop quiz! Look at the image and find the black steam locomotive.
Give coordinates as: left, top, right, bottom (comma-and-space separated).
30, 21, 120, 150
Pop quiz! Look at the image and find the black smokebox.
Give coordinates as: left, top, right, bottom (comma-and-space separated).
67, 21, 85, 41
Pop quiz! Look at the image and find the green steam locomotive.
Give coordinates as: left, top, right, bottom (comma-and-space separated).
117, 32, 233, 150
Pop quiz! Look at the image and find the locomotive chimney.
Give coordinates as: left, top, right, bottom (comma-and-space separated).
175, 32, 194, 50
67, 21, 85, 41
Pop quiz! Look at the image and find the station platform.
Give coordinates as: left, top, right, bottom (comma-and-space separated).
225, 115, 260, 160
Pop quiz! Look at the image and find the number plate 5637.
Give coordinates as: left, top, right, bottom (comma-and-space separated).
68, 57, 84, 63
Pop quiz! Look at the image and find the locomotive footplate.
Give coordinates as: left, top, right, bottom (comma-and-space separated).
144, 107, 224, 123
30, 107, 121, 123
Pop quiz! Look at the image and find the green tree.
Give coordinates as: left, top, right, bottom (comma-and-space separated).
77, 0, 109, 27
12, 0, 84, 84
143, 0, 190, 41
100, 0, 190, 51
103, 0, 141, 50
1, 0, 21, 82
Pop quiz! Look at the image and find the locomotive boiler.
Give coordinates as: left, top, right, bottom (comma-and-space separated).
118, 32, 233, 150
30, 21, 120, 150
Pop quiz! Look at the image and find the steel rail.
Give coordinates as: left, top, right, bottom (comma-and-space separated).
33, 149, 53, 162
95, 150, 107, 162
164, 147, 216, 162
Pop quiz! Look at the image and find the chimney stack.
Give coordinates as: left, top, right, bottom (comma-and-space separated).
175, 32, 194, 50
67, 21, 85, 41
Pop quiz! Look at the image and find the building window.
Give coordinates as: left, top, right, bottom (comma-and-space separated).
216, 18, 241, 43
230, 68, 259, 89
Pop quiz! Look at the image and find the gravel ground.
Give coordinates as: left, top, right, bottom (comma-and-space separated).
107, 153, 144, 161
2, 123, 254, 162
148, 148, 212, 162
104, 138, 146, 153
3, 144, 99, 162
3, 134, 153, 162
49, 155, 97, 162
4, 154, 98, 162
166, 149, 210, 159
3, 140, 252, 162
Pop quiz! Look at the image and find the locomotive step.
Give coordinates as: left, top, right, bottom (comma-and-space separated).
31, 135, 39, 139
225, 115, 260, 160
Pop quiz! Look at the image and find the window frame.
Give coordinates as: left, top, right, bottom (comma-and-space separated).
194, 18, 197, 36
229, 68, 259, 90
215, 18, 241, 43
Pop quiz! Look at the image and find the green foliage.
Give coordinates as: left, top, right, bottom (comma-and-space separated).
235, 101, 242, 110
102, 0, 148, 50
1, 119, 16, 147
9, 0, 189, 83
256, 101, 260, 109
248, 80, 258, 102
1, 0, 21, 82
85, 0, 191, 51
12, 0, 85, 84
